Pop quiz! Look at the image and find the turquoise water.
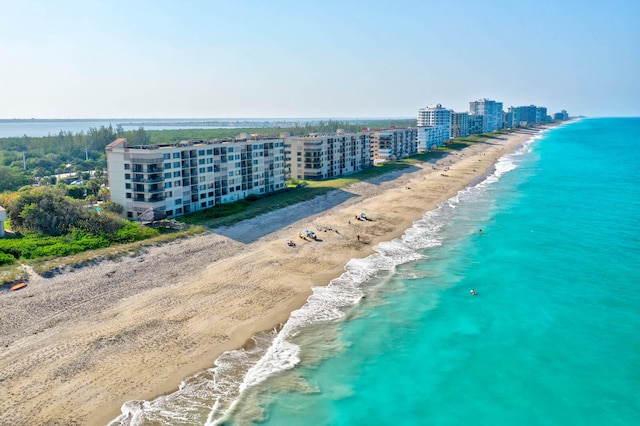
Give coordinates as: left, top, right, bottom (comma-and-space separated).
224, 119, 640, 425
111, 119, 640, 425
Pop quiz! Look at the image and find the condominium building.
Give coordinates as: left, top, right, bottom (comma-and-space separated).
468, 114, 484, 135
554, 110, 569, 120
106, 137, 287, 219
415, 125, 449, 151
369, 127, 418, 161
469, 98, 503, 132
450, 111, 469, 139
505, 105, 551, 127
285, 131, 371, 180
418, 104, 451, 136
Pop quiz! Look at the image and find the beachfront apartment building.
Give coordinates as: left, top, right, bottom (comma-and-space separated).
505, 105, 552, 127
285, 131, 371, 181
469, 98, 503, 132
417, 104, 451, 137
106, 137, 287, 219
415, 125, 449, 151
450, 111, 469, 139
554, 110, 569, 120
468, 114, 484, 135
369, 128, 418, 161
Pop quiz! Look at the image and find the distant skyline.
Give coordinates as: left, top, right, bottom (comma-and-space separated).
1, 0, 639, 119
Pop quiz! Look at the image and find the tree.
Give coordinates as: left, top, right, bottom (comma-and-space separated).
0, 165, 31, 192
7, 187, 88, 236
100, 201, 122, 214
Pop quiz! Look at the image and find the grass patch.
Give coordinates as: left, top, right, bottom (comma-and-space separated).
0, 224, 208, 284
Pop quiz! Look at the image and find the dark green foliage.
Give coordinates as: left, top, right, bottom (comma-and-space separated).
99, 201, 123, 214
0, 165, 31, 192
7, 187, 87, 236
66, 185, 87, 199
0, 252, 16, 266
245, 194, 260, 202
75, 211, 128, 236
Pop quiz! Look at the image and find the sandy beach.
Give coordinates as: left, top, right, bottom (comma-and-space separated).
0, 127, 550, 425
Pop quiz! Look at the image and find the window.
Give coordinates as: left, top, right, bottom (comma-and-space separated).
174, 162, 180, 168
173, 152, 180, 159
127, 212, 133, 218
164, 172, 171, 178
125, 173, 131, 180
174, 180, 181, 187
175, 199, 182, 205
164, 163, 171, 169
124, 164, 130, 170
174, 171, 180, 177
163, 153, 170, 159
198, 150, 205, 155
126, 193, 131, 199
227, 147, 233, 153
164, 182, 172, 188
206, 149, 213, 155
125, 183, 131, 189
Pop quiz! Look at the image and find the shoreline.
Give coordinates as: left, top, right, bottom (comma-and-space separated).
0, 126, 556, 425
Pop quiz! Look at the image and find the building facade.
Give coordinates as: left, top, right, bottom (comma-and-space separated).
106, 137, 287, 219
554, 110, 569, 120
417, 104, 451, 137
415, 125, 449, 151
469, 98, 503, 132
468, 114, 484, 135
369, 128, 418, 161
450, 111, 469, 138
285, 132, 371, 181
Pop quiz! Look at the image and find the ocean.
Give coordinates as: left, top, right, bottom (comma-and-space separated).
111, 118, 640, 425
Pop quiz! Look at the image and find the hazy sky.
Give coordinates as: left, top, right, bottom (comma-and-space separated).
1, 0, 638, 119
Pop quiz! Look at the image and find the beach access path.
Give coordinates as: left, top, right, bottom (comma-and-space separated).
0, 127, 548, 425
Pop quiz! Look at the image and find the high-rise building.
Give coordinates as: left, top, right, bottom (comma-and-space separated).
469, 98, 503, 132
553, 110, 569, 120
450, 111, 469, 138
106, 137, 287, 219
468, 114, 484, 135
285, 131, 371, 180
417, 104, 451, 138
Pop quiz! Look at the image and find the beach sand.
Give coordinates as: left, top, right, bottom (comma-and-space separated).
0, 128, 549, 425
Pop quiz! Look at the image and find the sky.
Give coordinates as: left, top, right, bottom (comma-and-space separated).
1, 0, 638, 119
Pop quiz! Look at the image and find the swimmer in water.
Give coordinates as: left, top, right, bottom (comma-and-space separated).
470, 289, 478, 296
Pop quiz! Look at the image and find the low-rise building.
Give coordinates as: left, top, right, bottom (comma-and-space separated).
415, 125, 449, 151
106, 137, 287, 219
285, 131, 371, 180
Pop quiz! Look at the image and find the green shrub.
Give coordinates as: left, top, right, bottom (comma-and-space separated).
0, 252, 16, 266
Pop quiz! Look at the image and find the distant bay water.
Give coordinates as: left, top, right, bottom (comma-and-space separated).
0, 118, 383, 139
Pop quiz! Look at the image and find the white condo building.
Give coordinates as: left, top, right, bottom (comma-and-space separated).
369, 128, 418, 161
106, 137, 287, 219
469, 98, 503, 132
285, 132, 371, 180
417, 104, 452, 137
